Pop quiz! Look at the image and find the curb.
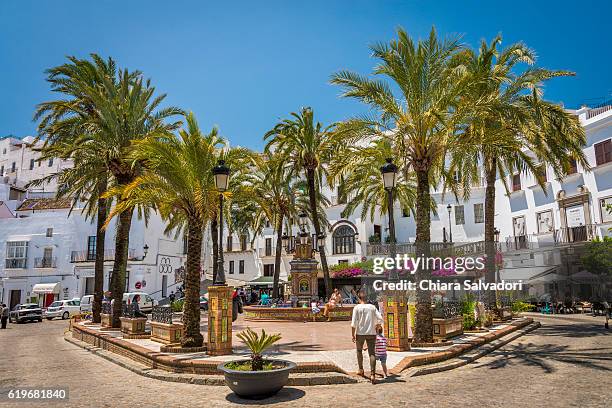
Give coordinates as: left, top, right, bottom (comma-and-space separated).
405, 321, 541, 377
64, 333, 360, 386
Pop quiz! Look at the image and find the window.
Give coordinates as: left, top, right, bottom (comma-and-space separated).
512, 174, 521, 192
48, 158, 54, 167
402, 208, 410, 217
11, 162, 16, 173
0, 165, 4, 176
227, 235, 233, 251
473, 203, 484, 224
229, 260, 235, 274
263, 264, 274, 277
265, 238, 272, 256
46, 228, 53, 237
594, 139, 612, 166
240, 235, 247, 251
182, 234, 188, 255
452, 170, 462, 184
87, 236, 97, 261
566, 159, 578, 175
535, 164, 547, 184
29, 159, 35, 170
601, 197, 612, 223
239, 260, 245, 274
338, 260, 349, 265
333, 225, 356, 254
43, 247, 53, 260
454, 205, 465, 225
6, 241, 28, 269
536, 210, 554, 233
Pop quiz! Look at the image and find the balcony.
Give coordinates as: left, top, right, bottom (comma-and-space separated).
34, 257, 57, 268
5, 258, 27, 269
554, 225, 596, 244
70, 249, 137, 263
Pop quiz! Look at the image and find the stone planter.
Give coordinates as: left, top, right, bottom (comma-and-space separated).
150, 321, 184, 345
100, 313, 112, 328
218, 359, 296, 399
119, 317, 148, 335
432, 316, 464, 341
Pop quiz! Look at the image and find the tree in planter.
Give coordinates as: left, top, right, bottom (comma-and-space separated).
236, 328, 282, 371
264, 108, 335, 297
331, 27, 471, 342
106, 113, 221, 347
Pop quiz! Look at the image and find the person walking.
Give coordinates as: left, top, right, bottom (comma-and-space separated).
375, 325, 389, 378
1, 304, 9, 329
351, 290, 383, 384
232, 289, 243, 322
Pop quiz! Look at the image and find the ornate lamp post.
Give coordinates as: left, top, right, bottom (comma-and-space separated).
212, 160, 230, 285
447, 204, 453, 244
208, 159, 233, 356
494, 227, 500, 303
379, 158, 409, 351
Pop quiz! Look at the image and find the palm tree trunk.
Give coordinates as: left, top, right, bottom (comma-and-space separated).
414, 169, 433, 343
92, 177, 108, 324
272, 216, 283, 299
211, 218, 218, 283
181, 220, 204, 347
307, 168, 331, 297
110, 208, 133, 328
484, 157, 498, 306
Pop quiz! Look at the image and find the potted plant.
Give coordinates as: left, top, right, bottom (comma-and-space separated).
218, 328, 296, 399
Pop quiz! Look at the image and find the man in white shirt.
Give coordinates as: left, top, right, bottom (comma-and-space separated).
351, 290, 383, 382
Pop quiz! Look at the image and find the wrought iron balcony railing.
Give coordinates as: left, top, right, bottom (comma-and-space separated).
34, 257, 57, 268
70, 249, 137, 263
5, 258, 27, 269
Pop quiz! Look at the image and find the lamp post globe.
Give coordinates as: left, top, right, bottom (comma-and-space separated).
317, 233, 326, 249
212, 159, 230, 192
299, 230, 310, 245
380, 158, 398, 189
281, 232, 290, 251
298, 211, 308, 229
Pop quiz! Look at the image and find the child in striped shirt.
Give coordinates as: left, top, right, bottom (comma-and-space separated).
375, 325, 388, 378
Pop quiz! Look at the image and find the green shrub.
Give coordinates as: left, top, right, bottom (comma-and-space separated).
511, 300, 534, 314
171, 299, 184, 312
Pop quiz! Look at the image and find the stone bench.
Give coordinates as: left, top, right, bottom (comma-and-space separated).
119, 317, 148, 335
432, 316, 464, 341
150, 321, 184, 345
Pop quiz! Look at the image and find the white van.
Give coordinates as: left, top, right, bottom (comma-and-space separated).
80, 295, 94, 312
123, 292, 155, 313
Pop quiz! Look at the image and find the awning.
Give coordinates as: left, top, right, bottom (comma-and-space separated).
248, 276, 287, 287
32, 283, 61, 294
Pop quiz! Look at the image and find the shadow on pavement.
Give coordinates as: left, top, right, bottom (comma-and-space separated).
536, 322, 611, 338
225, 387, 305, 404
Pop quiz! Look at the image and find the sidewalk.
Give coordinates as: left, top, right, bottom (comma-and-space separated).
523, 312, 607, 324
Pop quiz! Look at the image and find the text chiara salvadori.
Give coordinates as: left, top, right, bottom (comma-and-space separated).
372, 279, 524, 291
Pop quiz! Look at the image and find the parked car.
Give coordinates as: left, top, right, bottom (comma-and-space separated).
200, 296, 208, 311
80, 295, 94, 312
44, 299, 81, 320
10, 304, 43, 323
123, 292, 155, 313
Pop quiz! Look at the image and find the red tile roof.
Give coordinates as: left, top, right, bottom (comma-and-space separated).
17, 197, 72, 211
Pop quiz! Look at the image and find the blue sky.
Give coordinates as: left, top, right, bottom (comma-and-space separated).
1, 0, 610, 149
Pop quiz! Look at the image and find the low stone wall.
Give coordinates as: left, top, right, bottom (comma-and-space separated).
244, 305, 354, 322
120, 317, 148, 336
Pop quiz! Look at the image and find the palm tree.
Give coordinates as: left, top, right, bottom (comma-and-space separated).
264, 108, 335, 297
107, 113, 220, 347
449, 36, 588, 304
244, 153, 297, 298
330, 27, 470, 342
33, 55, 123, 323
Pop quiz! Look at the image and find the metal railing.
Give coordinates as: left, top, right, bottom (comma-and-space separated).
365, 241, 487, 256
554, 225, 596, 244
5, 258, 27, 269
70, 248, 136, 263
34, 257, 57, 268
587, 102, 612, 119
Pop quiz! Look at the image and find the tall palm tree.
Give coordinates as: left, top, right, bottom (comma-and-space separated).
107, 113, 220, 347
264, 108, 335, 297
330, 27, 470, 342
33, 55, 123, 323
449, 36, 588, 304
244, 153, 297, 298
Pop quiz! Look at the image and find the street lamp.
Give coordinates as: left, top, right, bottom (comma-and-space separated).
281, 232, 290, 252
317, 233, 326, 249
212, 159, 230, 285
298, 230, 310, 245
380, 158, 398, 282
447, 204, 453, 244
298, 211, 308, 230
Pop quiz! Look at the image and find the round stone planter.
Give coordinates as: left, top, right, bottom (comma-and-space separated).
218, 359, 296, 399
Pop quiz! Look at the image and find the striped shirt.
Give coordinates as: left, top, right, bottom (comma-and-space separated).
375, 334, 387, 356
